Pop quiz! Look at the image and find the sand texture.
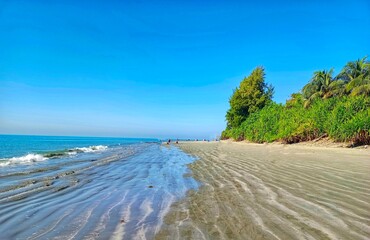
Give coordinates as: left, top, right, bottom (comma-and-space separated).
0, 144, 198, 240
156, 142, 370, 240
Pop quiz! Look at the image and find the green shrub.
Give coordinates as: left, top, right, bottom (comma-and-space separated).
328, 96, 370, 143
226, 95, 370, 145
223, 57, 370, 145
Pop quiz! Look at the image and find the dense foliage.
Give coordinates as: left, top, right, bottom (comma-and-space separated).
222, 57, 370, 145
225, 67, 273, 129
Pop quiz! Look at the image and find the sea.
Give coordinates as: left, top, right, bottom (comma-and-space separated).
0, 135, 199, 239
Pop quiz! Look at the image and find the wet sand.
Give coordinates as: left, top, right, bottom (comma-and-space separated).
0, 144, 198, 239
156, 142, 370, 240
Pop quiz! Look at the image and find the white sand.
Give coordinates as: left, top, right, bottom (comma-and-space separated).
156, 141, 370, 240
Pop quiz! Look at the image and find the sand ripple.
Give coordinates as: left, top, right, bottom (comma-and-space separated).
156, 142, 370, 240
0, 144, 198, 240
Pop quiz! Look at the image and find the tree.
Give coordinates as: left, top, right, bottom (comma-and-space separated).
226, 67, 273, 129
302, 69, 345, 108
338, 56, 369, 82
339, 56, 370, 96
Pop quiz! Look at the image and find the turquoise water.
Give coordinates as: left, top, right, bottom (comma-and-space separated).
0, 134, 157, 159
0, 135, 199, 239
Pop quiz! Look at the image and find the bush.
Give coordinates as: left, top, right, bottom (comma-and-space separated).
226, 95, 370, 145
327, 96, 370, 143
223, 58, 370, 145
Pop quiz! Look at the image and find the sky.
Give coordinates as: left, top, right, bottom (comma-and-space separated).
0, 0, 369, 139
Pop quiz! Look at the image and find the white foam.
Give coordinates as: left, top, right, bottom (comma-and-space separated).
0, 145, 109, 167
73, 145, 108, 153
0, 154, 48, 166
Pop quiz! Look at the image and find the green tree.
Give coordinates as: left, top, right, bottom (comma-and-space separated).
339, 56, 370, 96
226, 67, 273, 129
338, 56, 369, 82
302, 69, 345, 108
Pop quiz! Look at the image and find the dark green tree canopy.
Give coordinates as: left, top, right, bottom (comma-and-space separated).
226, 67, 273, 129
301, 56, 370, 108
340, 56, 370, 96
302, 69, 346, 108
338, 56, 370, 83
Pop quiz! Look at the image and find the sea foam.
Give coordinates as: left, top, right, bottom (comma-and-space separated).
73, 145, 108, 153
0, 153, 48, 166
0, 145, 108, 167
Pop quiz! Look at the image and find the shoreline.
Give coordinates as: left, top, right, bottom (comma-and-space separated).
156, 141, 370, 239
220, 138, 370, 150
175, 137, 369, 150
0, 143, 198, 239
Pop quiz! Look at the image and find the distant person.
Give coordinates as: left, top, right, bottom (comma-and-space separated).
176, 139, 179, 144
167, 139, 171, 145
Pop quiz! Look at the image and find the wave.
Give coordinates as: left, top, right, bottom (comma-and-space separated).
72, 145, 108, 153
0, 154, 48, 166
0, 145, 108, 167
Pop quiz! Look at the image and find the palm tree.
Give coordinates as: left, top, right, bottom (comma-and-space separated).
302, 69, 345, 108
338, 56, 370, 96
338, 56, 369, 82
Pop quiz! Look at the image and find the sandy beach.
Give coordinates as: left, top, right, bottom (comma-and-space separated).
156, 141, 370, 240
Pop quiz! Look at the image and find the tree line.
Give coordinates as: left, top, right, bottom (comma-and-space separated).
222, 57, 370, 145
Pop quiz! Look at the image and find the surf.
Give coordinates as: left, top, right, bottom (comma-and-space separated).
0, 145, 109, 167
0, 143, 199, 239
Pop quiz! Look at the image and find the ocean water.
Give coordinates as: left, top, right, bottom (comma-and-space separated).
0, 135, 199, 239
0, 135, 158, 159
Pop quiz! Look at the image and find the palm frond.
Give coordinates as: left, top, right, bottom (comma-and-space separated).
350, 84, 370, 96
346, 75, 370, 92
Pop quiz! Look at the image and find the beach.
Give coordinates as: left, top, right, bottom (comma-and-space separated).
0, 136, 198, 239
157, 141, 370, 240
1, 136, 370, 240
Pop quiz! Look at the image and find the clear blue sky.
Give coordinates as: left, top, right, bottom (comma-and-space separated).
0, 0, 369, 139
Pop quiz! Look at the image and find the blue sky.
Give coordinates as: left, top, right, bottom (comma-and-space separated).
0, 0, 369, 139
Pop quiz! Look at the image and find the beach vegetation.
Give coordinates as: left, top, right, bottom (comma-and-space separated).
302, 69, 346, 108
225, 67, 273, 129
222, 57, 370, 145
